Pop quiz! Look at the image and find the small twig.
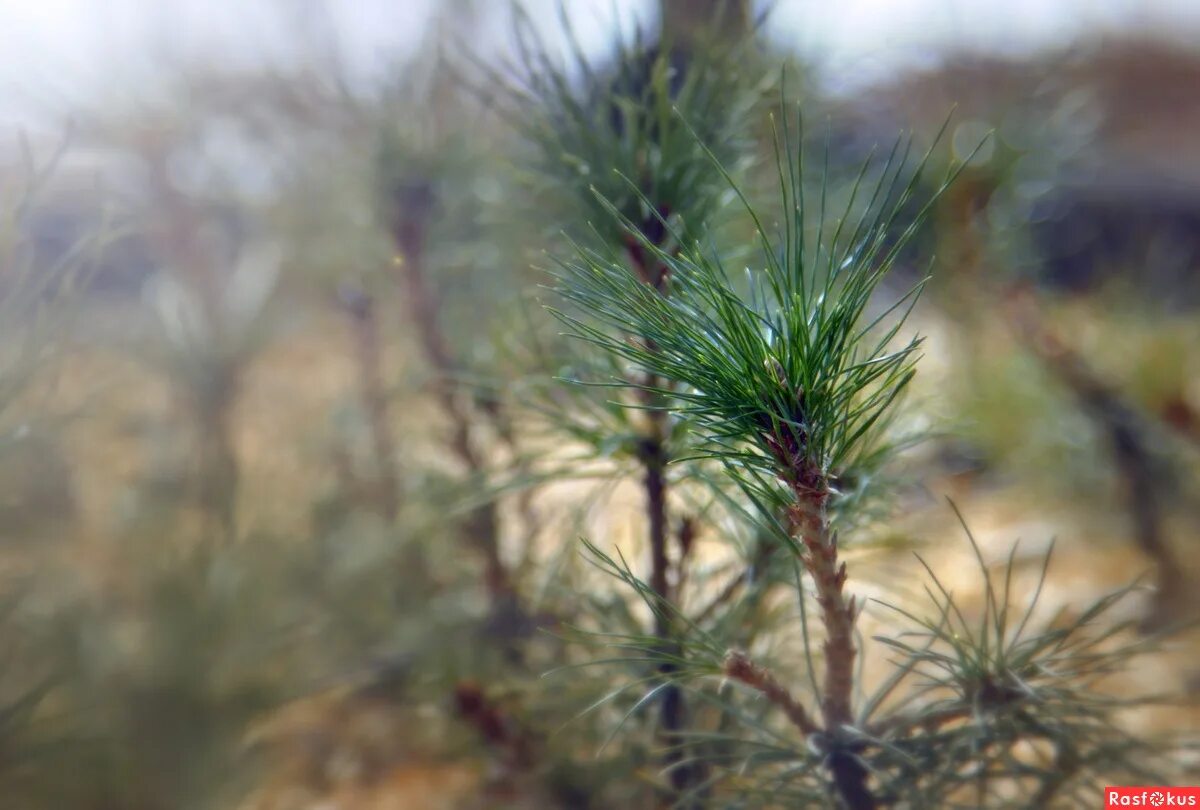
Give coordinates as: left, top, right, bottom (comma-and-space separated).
723, 649, 819, 736
869, 704, 973, 738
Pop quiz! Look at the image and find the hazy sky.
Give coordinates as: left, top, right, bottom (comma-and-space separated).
1, 0, 1198, 123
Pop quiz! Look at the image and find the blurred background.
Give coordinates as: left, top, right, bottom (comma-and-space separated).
0, 1, 1198, 808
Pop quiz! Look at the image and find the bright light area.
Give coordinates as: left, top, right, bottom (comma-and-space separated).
0, 0, 1198, 117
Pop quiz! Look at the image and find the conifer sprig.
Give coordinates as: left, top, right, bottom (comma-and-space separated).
549, 101, 977, 809
553, 110, 972, 506
477, 4, 763, 248
863, 511, 1183, 807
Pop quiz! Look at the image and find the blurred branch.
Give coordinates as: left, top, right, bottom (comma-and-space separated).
338, 284, 400, 521
1006, 285, 1188, 625
693, 531, 776, 627
383, 177, 517, 609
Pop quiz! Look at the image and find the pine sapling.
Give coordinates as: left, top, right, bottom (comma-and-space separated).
552, 102, 1185, 807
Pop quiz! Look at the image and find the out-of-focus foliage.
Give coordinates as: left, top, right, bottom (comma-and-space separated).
0, 3, 1196, 809
476, 5, 770, 250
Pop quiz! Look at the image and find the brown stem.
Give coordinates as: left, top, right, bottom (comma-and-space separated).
723, 650, 819, 736
759, 358, 874, 806
339, 286, 400, 522
788, 474, 875, 810
643, 406, 672, 628
788, 482, 857, 733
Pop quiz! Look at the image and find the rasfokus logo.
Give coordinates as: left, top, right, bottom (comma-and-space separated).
1106, 787, 1200, 807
